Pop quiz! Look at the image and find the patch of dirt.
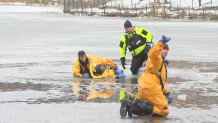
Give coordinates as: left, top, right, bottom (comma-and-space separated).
213, 77, 218, 83
0, 82, 52, 92
167, 77, 192, 83
171, 89, 218, 109
199, 68, 218, 73
168, 60, 218, 73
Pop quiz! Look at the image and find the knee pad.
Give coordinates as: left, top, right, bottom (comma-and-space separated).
130, 99, 154, 115
130, 99, 141, 115
138, 100, 153, 115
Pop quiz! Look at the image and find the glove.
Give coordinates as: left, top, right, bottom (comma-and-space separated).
117, 74, 126, 79
115, 68, 123, 75
145, 44, 151, 53
160, 35, 171, 44
165, 92, 173, 104
83, 73, 90, 78
132, 85, 138, 92
120, 57, 126, 69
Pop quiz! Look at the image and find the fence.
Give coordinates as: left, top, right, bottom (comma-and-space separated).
24, 0, 216, 20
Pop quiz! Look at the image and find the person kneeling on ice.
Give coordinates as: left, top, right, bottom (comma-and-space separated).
120, 35, 173, 117
73, 50, 100, 78
90, 58, 126, 79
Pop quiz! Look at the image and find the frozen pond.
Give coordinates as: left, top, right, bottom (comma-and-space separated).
0, 5, 218, 123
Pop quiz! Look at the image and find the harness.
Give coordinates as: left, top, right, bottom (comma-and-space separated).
147, 61, 167, 90
125, 29, 146, 52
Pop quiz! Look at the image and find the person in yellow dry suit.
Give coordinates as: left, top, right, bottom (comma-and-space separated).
90, 58, 126, 79
119, 20, 153, 75
120, 35, 173, 117
73, 50, 99, 78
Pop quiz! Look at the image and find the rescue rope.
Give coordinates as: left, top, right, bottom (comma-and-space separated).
103, 78, 218, 114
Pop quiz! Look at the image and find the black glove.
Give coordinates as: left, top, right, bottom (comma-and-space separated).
120, 57, 126, 70
145, 43, 151, 54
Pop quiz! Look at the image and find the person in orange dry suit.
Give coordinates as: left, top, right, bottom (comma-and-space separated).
90, 58, 126, 79
120, 35, 173, 117
73, 50, 99, 78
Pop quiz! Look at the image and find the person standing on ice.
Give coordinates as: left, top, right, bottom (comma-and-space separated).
120, 35, 173, 117
119, 20, 153, 75
89, 58, 125, 79
73, 50, 100, 78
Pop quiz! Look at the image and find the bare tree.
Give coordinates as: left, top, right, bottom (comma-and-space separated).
164, 0, 168, 4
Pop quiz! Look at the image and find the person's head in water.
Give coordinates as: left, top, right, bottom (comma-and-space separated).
94, 65, 106, 75
124, 20, 133, 34
161, 43, 169, 59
